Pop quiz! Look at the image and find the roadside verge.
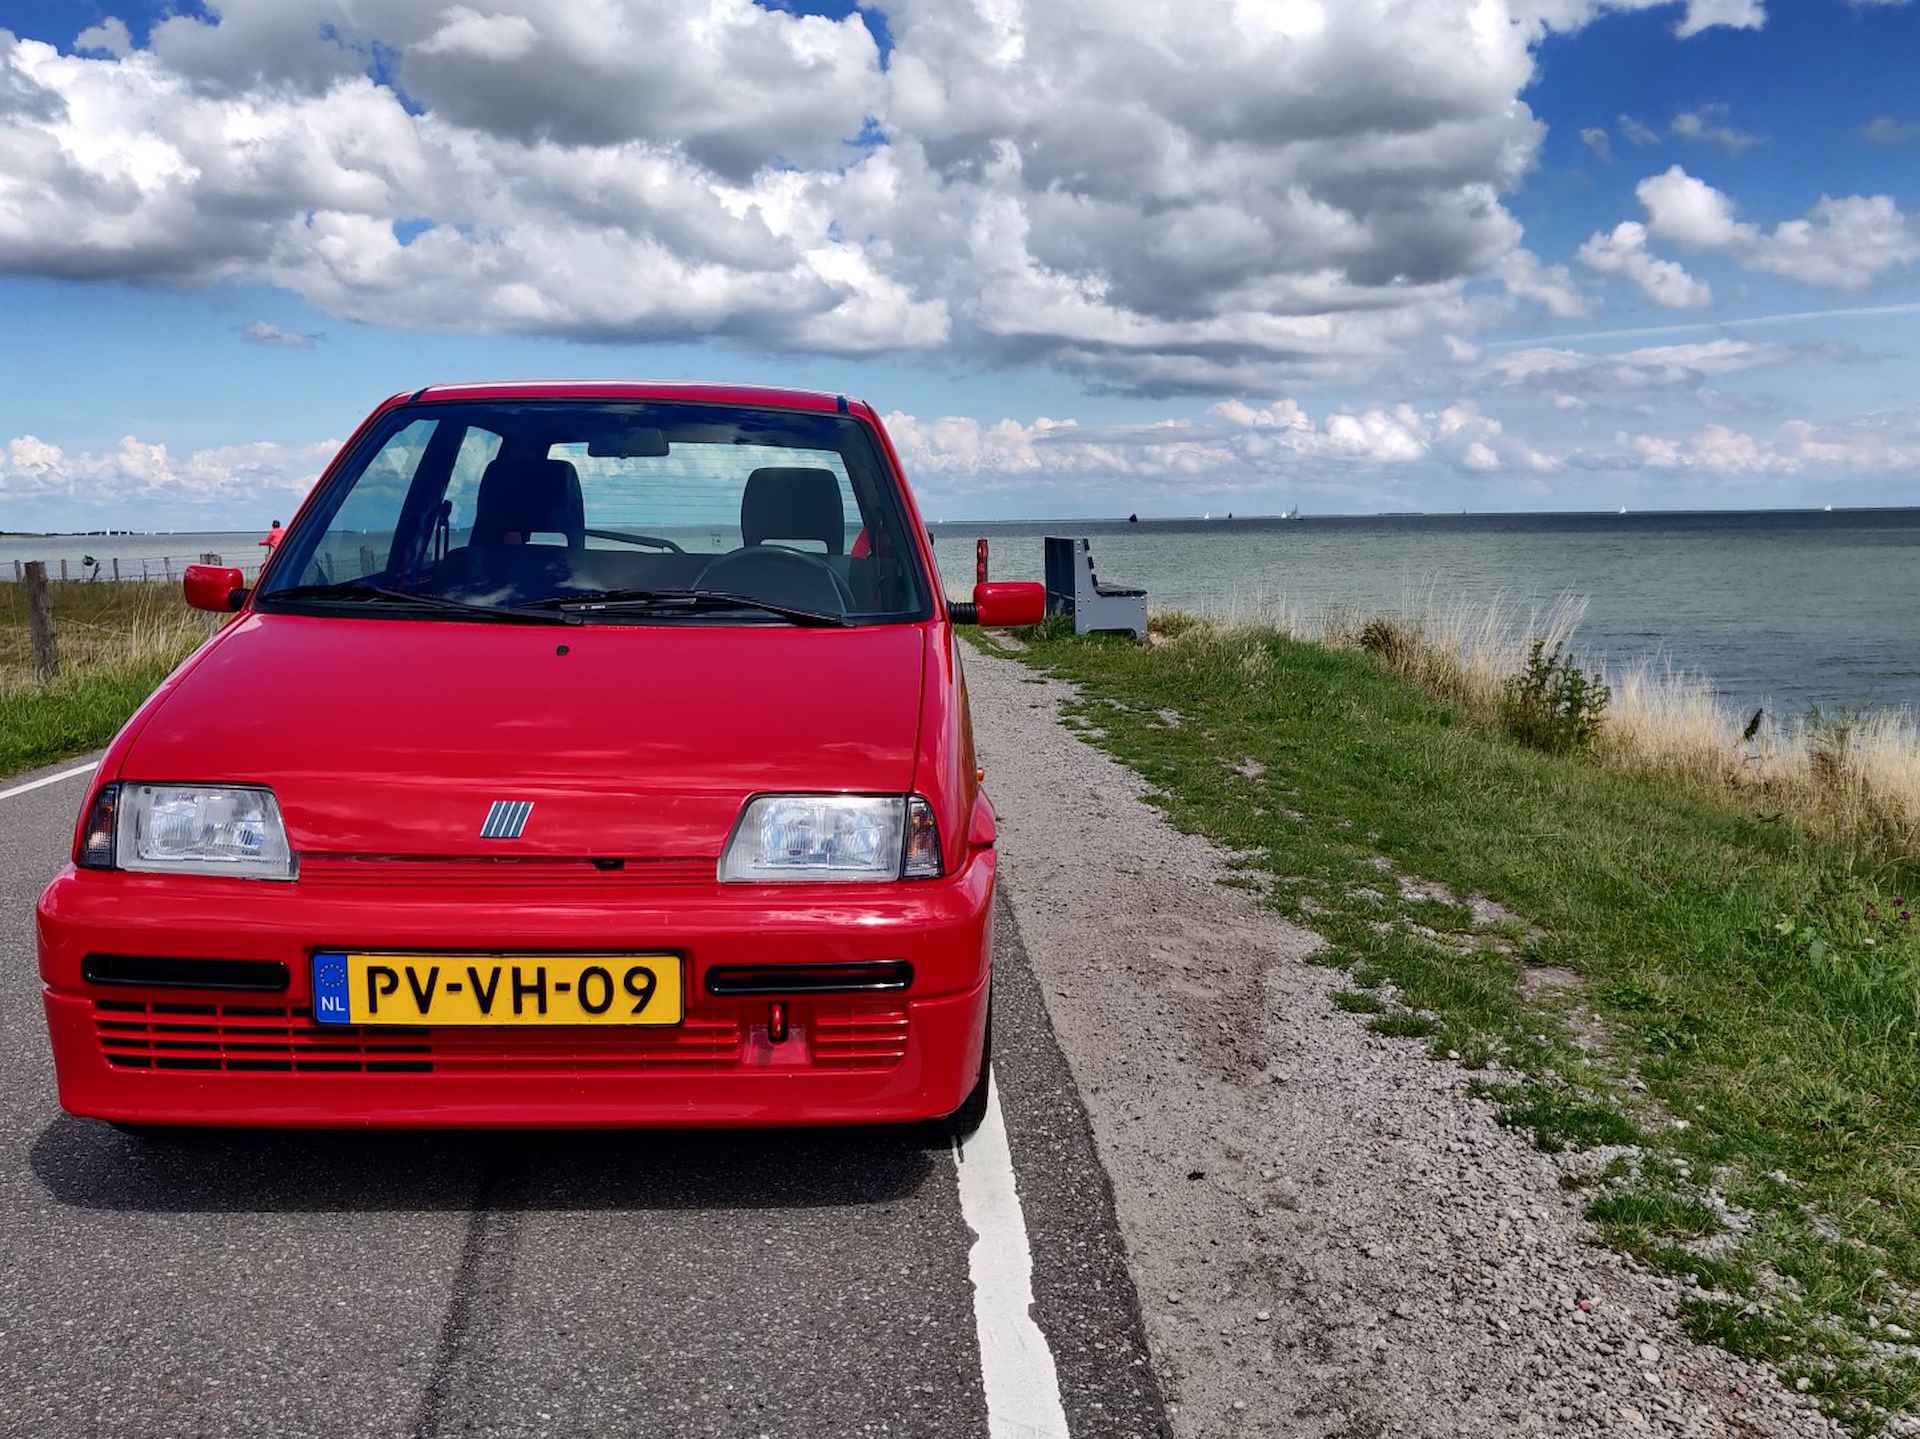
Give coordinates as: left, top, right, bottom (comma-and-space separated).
968, 638, 1866, 1438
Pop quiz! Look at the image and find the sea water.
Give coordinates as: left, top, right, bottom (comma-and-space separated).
932, 510, 1920, 715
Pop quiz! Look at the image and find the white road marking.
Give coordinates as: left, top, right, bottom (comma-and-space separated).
0, 762, 97, 804
953, 1071, 1072, 1439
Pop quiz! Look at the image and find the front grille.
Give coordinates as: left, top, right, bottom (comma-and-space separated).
92, 999, 743, 1075
94, 999, 431, 1073
811, 1005, 911, 1067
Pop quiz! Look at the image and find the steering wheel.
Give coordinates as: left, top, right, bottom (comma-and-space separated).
693, 545, 854, 613
584, 528, 684, 553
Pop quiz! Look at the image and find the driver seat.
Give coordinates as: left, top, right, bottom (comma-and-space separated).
740, 468, 845, 553
691, 467, 853, 612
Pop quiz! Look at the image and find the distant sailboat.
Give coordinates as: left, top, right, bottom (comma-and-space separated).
1618, 505, 1628, 515
1824, 504, 1834, 513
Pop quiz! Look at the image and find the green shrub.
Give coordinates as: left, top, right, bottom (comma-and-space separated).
1500, 639, 1610, 754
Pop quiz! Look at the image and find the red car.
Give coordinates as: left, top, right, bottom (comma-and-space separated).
36, 383, 1043, 1132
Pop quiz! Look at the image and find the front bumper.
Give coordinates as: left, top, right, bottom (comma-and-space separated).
37, 850, 994, 1129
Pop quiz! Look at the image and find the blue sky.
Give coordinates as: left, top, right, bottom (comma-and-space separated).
1, 0, 1917, 529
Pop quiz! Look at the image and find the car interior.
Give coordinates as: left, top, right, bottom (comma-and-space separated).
428, 456, 874, 613
283, 405, 928, 620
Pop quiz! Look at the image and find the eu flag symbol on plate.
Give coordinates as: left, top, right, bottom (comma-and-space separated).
311, 952, 350, 1026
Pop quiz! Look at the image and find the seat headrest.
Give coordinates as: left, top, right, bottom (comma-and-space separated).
472, 457, 585, 548
741, 467, 845, 555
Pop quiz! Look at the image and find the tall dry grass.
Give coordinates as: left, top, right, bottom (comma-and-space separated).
0, 580, 211, 695
1152, 591, 1920, 855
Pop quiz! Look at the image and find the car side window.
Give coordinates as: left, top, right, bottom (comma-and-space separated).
296, 418, 438, 585
443, 426, 504, 549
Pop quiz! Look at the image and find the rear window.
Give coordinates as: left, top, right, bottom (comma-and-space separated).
260, 401, 930, 623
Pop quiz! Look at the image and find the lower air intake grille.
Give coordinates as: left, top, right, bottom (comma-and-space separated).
92, 1000, 742, 1074
811, 1005, 911, 1067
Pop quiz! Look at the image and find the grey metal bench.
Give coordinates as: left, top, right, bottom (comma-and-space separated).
1043, 536, 1147, 639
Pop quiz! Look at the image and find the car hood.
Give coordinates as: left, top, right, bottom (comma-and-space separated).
123, 613, 927, 860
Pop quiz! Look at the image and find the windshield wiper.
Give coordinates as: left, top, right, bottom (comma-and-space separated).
262, 581, 570, 624
526, 588, 851, 628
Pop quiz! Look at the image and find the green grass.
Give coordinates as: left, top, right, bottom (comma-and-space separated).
1488, 1086, 1642, 1153
1, 581, 209, 776
1586, 1187, 1722, 1237
973, 618, 1920, 1433
0, 656, 187, 775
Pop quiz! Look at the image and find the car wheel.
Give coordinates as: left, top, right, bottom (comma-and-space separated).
936, 993, 993, 1140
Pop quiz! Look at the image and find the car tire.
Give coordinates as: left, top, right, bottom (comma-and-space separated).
936, 992, 993, 1140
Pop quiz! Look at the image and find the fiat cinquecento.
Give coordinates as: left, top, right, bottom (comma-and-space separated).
36, 382, 1043, 1133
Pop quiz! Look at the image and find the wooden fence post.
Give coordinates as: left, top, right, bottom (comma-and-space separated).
59, 558, 69, 581
25, 561, 58, 683
111, 558, 120, 581
11, 559, 20, 583
163, 557, 173, 582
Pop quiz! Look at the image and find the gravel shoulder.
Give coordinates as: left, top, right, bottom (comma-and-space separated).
968, 646, 1844, 1439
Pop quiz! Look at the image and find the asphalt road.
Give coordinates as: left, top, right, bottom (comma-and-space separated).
0, 756, 1168, 1439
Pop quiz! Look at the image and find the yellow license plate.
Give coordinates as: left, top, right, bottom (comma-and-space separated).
311, 952, 683, 1027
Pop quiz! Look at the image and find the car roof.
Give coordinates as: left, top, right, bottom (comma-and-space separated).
408, 380, 864, 415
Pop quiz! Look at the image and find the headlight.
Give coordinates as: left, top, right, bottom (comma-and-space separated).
719, 794, 944, 883
98, 784, 296, 880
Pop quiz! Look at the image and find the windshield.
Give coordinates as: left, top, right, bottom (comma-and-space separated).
258, 400, 930, 624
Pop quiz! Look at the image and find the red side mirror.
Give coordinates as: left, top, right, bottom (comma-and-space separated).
183, 564, 247, 613
970, 580, 1045, 628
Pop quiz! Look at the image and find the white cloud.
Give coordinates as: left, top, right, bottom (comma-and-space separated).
1742, 194, 1920, 289
1577, 222, 1713, 307
241, 321, 320, 348
1637, 165, 1753, 248
1486, 337, 1794, 389
72, 17, 132, 58
1617, 113, 1661, 146
0, 433, 339, 507
885, 395, 1560, 486
0, 1, 1765, 398
1670, 104, 1763, 154
1580, 127, 1612, 162
414, 7, 540, 62
1671, 0, 1764, 38
1604, 410, 1920, 475
1862, 115, 1920, 146
139, 0, 884, 177
1498, 248, 1591, 317
1510, 1, 1767, 38
1634, 165, 1920, 290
